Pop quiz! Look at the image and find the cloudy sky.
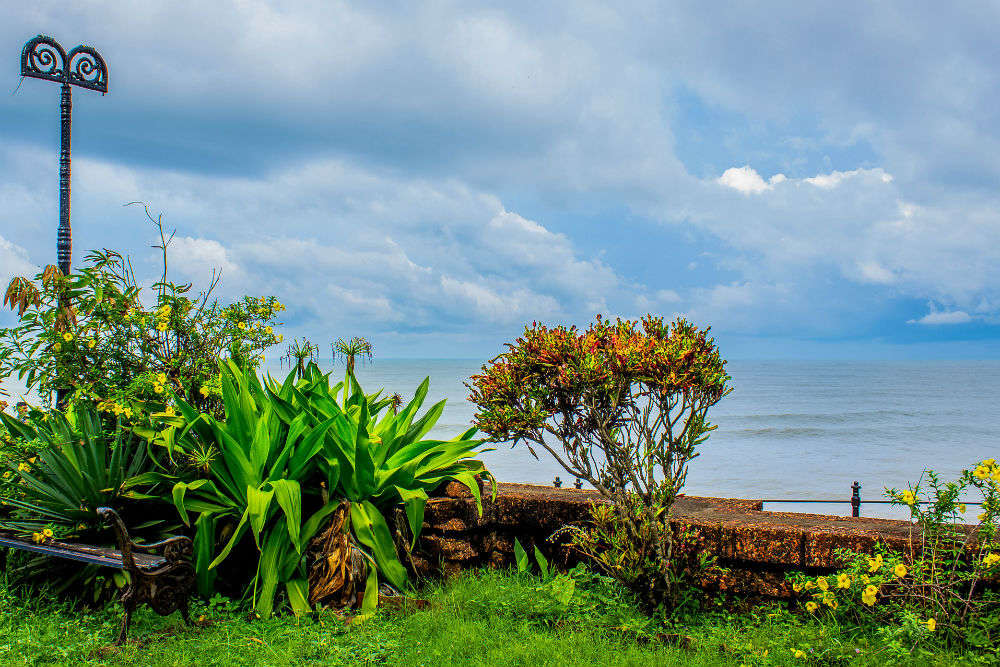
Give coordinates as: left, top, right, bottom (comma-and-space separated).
2, 2, 999, 359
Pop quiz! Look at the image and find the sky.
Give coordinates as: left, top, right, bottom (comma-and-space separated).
2, 1, 1000, 360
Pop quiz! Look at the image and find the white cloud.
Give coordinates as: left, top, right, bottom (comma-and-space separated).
0, 234, 36, 291
804, 168, 893, 189
717, 166, 786, 194
20, 151, 639, 342
168, 237, 242, 280
908, 309, 972, 325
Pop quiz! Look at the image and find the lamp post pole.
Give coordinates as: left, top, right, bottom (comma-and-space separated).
21, 34, 109, 276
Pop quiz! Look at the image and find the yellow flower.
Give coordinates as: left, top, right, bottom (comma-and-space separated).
983, 553, 1000, 568
804, 581, 815, 590
237, 321, 246, 330
17, 462, 29, 472
31, 532, 44, 544
277, 334, 284, 343
825, 598, 838, 610
2, 471, 11, 479
792, 582, 804, 593
894, 563, 907, 578
816, 577, 829, 591
868, 554, 883, 572
156, 372, 167, 384
974, 466, 990, 480
793, 649, 807, 659
265, 326, 273, 335
87, 339, 96, 349
199, 386, 210, 397
156, 322, 168, 332
805, 601, 818, 613
164, 406, 175, 416
836, 573, 851, 589
112, 404, 123, 416
124, 407, 133, 418
979, 512, 989, 522
957, 503, 966, 514
62, 332, 73, 342
154, 384, 164, 394
42, 528, 53, 538
901, 490, 915, 506
861, 585, 877, 606
53, 342, 62, 352
28, 457, 36, 464
862, 575, 871, 584
925, 618, 936, 632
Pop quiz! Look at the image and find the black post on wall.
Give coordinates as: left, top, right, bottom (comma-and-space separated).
851, 481, 862, 518
20, 35, 109, 276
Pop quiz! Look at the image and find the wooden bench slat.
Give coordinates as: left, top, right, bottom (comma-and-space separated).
0, 535, 167, 570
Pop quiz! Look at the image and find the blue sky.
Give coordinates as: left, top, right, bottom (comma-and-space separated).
2, 2, 999, 360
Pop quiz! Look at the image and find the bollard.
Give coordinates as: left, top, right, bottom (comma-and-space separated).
851, 481, 861, 517
553, 476, 562, 488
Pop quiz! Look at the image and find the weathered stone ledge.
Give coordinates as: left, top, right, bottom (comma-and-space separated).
412, 482, 940, 598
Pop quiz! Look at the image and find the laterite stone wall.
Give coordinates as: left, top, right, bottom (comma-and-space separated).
411, 482, 938, 597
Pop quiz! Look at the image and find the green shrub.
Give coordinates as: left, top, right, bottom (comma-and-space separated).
468, 315, 730, 610
0, 402, 170, 601
0, 214, 282, 415
790, 459, 1000, 659
141, 360, 492, 617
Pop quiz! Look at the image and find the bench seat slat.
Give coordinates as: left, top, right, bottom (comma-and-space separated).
0, 536, 167, 570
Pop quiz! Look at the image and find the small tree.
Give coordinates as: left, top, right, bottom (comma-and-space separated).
467, 314, 731, 607
0, 213, 284, 417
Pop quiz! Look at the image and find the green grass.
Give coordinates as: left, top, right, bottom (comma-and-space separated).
0, 569, 985, 666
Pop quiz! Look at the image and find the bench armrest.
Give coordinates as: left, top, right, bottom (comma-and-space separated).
96, 506, 193, 571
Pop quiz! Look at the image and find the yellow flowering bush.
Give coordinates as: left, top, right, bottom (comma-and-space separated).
788, 460, 1000, 654
0, 216, 285, 421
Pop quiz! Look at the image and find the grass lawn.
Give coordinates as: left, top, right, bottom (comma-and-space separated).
0, 568, 983, 666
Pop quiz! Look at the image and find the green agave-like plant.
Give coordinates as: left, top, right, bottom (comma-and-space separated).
0, 404, 162, 537
0, 403, 167, 601
143, 360, 492, 617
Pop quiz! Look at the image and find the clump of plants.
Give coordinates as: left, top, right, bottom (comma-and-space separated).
790, 459, 1000, 659
467, 314, 730, 611
142, 359, 493, 618
0, 212, 283, 416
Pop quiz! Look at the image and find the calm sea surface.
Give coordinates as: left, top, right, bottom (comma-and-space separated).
261, 359, 1000, 520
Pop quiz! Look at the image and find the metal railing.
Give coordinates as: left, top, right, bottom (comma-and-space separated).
551, 478, 984, 518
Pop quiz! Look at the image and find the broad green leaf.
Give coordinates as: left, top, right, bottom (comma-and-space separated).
514, 538, 529, 574
394, 486, 428, 549
534, 545, 550, 580
247, 485, 275, 546
350, 501, 408, 591
270, 479, 302, 551
286, 578, 311, 616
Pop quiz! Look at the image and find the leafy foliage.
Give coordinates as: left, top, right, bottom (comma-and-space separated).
0, 403, 164, 539
468, 314, 730, 610
0, 214, 283, 414
142, 360, 492, 617
789, 460, 1000, 659
0, 402, 169, 602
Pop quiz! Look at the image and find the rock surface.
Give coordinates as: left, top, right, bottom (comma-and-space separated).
414, 482, 944, 598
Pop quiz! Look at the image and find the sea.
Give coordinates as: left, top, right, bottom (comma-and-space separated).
260, 359, 1000, 521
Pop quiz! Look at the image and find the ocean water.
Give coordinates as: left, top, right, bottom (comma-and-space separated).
261, 359, 1000, 520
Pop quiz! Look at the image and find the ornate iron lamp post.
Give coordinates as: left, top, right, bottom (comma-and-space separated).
20, 35, 108, 276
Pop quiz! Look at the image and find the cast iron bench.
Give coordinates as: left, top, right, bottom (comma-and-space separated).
0, 507, 195, 644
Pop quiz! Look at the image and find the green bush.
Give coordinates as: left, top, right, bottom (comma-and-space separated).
468, 315, 730, 610
0, 402, 170, 601
0, 216, 283, 415
140, 360, 492, 617
789, 459, 1000, 659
